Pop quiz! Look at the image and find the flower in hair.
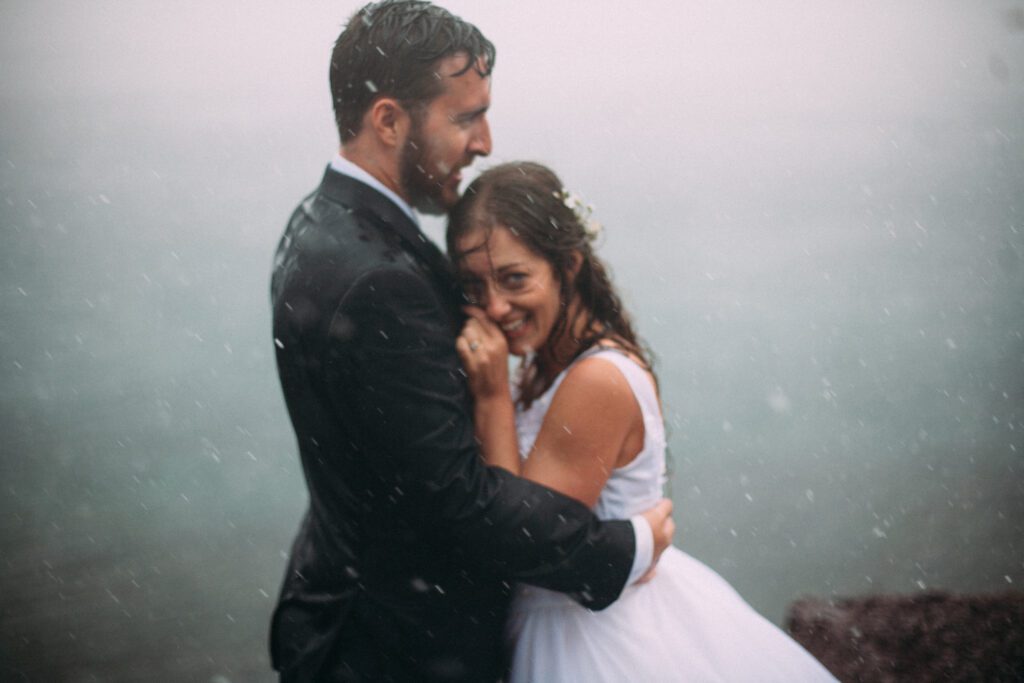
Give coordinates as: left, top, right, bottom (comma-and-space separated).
554, 188, 603, 242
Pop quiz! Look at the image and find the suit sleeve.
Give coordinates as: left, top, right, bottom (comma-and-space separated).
326, 266, 635, 609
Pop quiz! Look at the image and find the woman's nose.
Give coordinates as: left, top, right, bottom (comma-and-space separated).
485, 288, 511, 319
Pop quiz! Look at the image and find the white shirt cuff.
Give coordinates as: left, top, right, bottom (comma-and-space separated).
626, 514, 654, 585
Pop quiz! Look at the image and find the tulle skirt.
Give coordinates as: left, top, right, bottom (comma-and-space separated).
506, 547, 837, 682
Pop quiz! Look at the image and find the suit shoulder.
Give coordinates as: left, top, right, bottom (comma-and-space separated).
340, 265, 442, 315
276, 198, 420, 288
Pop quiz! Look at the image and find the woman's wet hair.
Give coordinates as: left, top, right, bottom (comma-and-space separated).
448, 161, 655, 407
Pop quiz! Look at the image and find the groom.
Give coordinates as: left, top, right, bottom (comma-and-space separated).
269, 2, 674, 681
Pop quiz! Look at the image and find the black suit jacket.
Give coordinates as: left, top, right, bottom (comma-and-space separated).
269, 168, 635, 682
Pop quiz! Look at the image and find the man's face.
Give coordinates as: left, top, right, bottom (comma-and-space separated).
400, 54, 492, 215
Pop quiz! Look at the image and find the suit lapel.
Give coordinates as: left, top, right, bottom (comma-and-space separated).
317, 167, 465, 323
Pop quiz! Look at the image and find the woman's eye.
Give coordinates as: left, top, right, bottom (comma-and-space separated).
460, 281, 482, 304
501, 273, 527, 290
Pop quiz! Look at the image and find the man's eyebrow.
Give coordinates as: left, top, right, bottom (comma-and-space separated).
453, 105, 488, 122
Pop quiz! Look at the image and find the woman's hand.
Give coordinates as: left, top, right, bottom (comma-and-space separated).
456, 307, 520, 473
456, 306, 511, 400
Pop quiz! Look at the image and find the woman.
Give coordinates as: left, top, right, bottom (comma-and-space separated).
447, 161, 837, 682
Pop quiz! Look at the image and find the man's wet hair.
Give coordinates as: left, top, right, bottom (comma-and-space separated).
330, 0, 496, 143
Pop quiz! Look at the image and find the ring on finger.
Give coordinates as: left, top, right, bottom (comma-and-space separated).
469, 340, 480, 352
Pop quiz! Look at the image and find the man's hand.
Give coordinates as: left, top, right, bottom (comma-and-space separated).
638, 498, 675, 583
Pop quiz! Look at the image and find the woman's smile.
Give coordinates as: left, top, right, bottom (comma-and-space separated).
501, 316, 526, 337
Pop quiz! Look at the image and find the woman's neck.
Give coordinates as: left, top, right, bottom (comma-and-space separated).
537, 299, 598, 383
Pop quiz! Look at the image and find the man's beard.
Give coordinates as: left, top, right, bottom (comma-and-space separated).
399, 120, 451, 216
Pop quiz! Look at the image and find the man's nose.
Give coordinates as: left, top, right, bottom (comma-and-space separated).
469, 116, 492, 157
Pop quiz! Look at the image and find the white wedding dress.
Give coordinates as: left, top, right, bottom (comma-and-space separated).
506, 348, 837, 682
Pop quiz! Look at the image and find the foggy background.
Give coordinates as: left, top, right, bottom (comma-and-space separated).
2, 1, 1022, 680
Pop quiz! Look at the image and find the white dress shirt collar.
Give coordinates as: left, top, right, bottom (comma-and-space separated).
329, 153, 418, 225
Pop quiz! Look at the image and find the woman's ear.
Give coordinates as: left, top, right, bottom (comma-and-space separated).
567, 250, 584, 281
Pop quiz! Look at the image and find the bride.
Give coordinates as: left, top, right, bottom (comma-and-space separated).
448, 161, 836, 682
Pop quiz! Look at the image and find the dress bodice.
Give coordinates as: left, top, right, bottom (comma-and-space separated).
515, 348, 668, 519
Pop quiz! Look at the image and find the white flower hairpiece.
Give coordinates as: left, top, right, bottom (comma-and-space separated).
554, 188, 603, 242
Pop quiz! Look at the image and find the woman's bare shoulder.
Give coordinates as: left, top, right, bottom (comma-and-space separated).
553, 352, 638, 418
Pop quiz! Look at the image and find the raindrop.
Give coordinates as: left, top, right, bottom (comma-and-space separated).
766, 388, 791, 415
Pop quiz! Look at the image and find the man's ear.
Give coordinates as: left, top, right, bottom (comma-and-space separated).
367, 97, 410, 149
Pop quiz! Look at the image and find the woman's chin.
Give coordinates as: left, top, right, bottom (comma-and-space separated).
507, 339, 535, 358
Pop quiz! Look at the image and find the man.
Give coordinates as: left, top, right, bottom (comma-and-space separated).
269, 2, 674, 680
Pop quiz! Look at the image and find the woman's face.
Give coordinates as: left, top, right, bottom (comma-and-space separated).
455, 225, 564, 358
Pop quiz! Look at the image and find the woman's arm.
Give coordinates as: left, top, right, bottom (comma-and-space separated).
471, 393, 521, 474
457, 305, 645, 507
456, 307, 522, 473
522, 356, 643, 508
455, 306, 670, 580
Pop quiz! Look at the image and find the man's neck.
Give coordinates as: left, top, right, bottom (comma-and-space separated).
331, 150, 418, 225
339, 145, 405, 200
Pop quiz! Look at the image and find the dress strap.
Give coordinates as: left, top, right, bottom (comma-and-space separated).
577, 347, 662, 426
